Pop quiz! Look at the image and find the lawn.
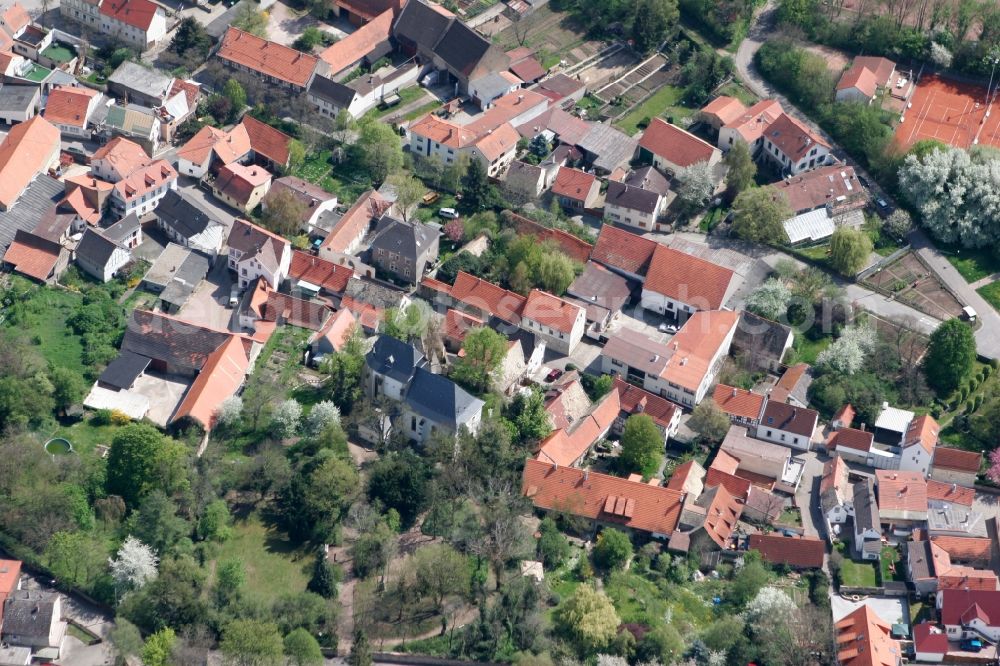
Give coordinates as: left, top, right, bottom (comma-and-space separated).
605, 570, 670, 625
715, 81, 758, 106
22, 64, 52, 82
49, 419, 121, 458
372, 86, 428, 119
778, 508, 802, 526
786, 334, 831, 365
616, 85, 691, 136
943, 246, 1000, 283
698, 207, 728, 232
210, 512, 313, 603
839, 559, 878, 587
41, 42, 76, 64
402, 100, 443, 122
977, 281, 1000, 313
16, 287, 88, 376
879, 545, 905, 583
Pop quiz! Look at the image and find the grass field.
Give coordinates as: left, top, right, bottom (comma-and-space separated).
977, 281, 1000, 313
839, 559, 878, 587
944, 246, 1000, 283
787, 335, 831, 365
616, 85, 691, 136
50, 420, 121, 457
210, 512, 313, 602
879, 545, 905, 583
19, 288, 88, 375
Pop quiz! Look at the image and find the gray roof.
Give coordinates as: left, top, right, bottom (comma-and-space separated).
405, 366, 484, 429
98, 350, 150, 390
206, 0, 255, 38
101, 212, 141, 244
108, 61, 173, 102
0, 175, 62, 253
369, 216, 438, 264
577, 123, 637, 173
731, 311, 793, 365
344, 278, 406, 310
624, 166, 670, 195
0, 85, 38, 113
366, 334, 425, 384
605, 180, 660, 215
122, 309, 231, 373
76, 228, 120, 268
853, 478, 879, 532
433, 20, 499, 77
471, 71, 518, 101
143, 242, 191, 289
1, 590, 58, 642
159, 251, 210, 309
156, 190, 222, 240
392, 0, 452, 53
602, 327, 673, 376
566, 261, 631, 312
906, 540, 933, 580
308, 73, 356, 107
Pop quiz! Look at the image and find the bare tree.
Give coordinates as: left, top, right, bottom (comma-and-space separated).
471, 480, 532, 590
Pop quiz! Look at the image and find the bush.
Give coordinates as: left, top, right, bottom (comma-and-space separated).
91, 409, 113, 426
110, 410, 132, 425
592, 528, 633, 571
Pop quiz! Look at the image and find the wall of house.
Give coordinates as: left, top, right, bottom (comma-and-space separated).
112, 178, 176, 217
835, 87, 872, 104
898, 445, 933, 476
521, 310, 584, 356
604, 200, 662, 232
0, 96, 37, 124
930, 467, 978, 487
471, 144, 516, 178
177, 156, 210, 179
755, 425, 811, 451
760, 137, 832, 176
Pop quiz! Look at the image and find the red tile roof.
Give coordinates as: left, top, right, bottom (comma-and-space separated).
334, 0, 403, 21
933, 447, 982, 474
241, 115, 293, 167
320, 190, 390, 254
829, 427, 874, 452
2, 229, 61, 282
939, 589, 1000, 627
450, 271, 526, 325
725, 99, 784, 144
913, 623, 948, 655
443, 308, 483, 344
408, 114, 475, 149
288, 250, 353, 293
612, 377, 679, 432
837, 65, 879, 98
700, 95, 747, 126
509, 211, 593, 263
638, 118, 717, 167
660, 310, 739, 392
473, 122, 520, 162
319, 8, 392, 74
904, 414, 939, 454
508, 53, 545, 81
749, 533, 825, 568
938, 568, 1000, 591
764, 113, 830, 164
760, 400, 818, 438
701, 484, 742, 549
99, 0, 160, 31
0, 115, 60, 210
551, 166, 597, 202
260, 292, 331, 330
523, 289, 582, 334
523, 458, 684, 536
43, 86, 98, 128
712, 384, 764, 421
341, 295, 381, 331
113, 160, 177, 204
833, 403, 856, 427
931, 535, 993, 563
704, 467, 751, 499
172, 335, 250, 430
820, 455, 849, 497
0, 559, 21, 600
0, 2, 30, 34
310, 307, 355, 352
214, 162, 271, 207
644, 243, 735, 310
835, 604, 900, 666
774, 362, 809, 394
876, 470, 927, 515
926, 479, 975, 506
666, 459, 702, 492
590, 224, 658, 276
537, 389, 620, 466
771, 164, 866, 214
218, 27, 319, 88
711, 449, 740, 475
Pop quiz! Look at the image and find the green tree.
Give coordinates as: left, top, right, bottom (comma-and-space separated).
220, 620, 284, 666
688, 400, 731, 443
554, 585, 621, 653
413, 543, 470, 631
320, 327, 365, 411
233, 4, 268, 37
729, 553, 770, 606
349, 628, 372, 666
632, 0, 679, 53
292, 26, 324, 51
307, 553, 339, 598
284, 628, 323, 666
197, 499, 232, 542
637, 625, 685, 664
924, 318, 976, 396
215, 558, 246, 606
387, 173, 425, 223
618, 414, 663, 476
223, 78, 247, 121
829, 226, 873, 276
724, 140, 756, 195
142, 628, 176, 666
287, 138, 306, 172
279, 453, 359, 542
366, 450, 430, 528
732, 187, 791, 243
509, 389, 552, 444
462, 157, 495, 211
536, 252, 578, 295
129, 490, 189, 555
452, 326, 508, 393
537, 517, 570, 568
358, 118, 403, 184
592, 528, 633, 571
169, 17, 210, 58
45, 531, 105, 587
106, 424, 187, 507
49, 366, 84, 416
109, 618, 143, 662
261, 188, 307, 236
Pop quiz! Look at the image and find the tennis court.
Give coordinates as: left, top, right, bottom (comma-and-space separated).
895, 74, 1000, 150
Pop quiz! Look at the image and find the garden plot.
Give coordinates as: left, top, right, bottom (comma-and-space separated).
863, 251, 965, 320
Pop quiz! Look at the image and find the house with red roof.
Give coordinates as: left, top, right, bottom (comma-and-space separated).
522, 458, 684, 539
836, 57, 896, 104
819, 455, 851, 537
448, 270, 526, 326
521, 289, 586, 354
331, 0, 403, 26
61, 0, 165, 49
638, 118, 722, 178
749, 533, 825, 568
755, 400, 818, 452
308, 308, 356, 363
228, 218, 291, 289
712, 384, 765, 427
318, 189, 392, 263
669, 483, 742, 554
287, 250, 354, 298
876, 470, 927, 526
590, 223, 659, 282
536, 388, 620, 467
640, 243, 737, 318
552, 166, 600, 211
216, 27, 319, 90
761, 113, 832, 176
835, 604, 901, 666
913, 623, 948, 663
931, 447, 982, 487
938, 589, 1000, 644
212, 162, 272, 214
0, 115, 60, 212
317, 8, 393, 78
43, 86, 102, 138
611, 377, 681, 440
898, 414, 939, 476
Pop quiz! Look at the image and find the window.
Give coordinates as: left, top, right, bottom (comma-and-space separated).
411, 416, 417, 430
793, 437, 799, 445
766, 430, 773, 437
780, 433, 786, 441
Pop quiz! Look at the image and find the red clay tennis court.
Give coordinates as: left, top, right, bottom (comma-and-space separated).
894, 74, 1000, 150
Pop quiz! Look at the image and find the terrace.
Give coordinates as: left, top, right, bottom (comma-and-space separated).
21, 63, 52, 82
41, 42, 76, 65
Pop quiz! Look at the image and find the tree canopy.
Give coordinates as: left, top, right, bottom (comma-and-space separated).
618, 414, 663, 476
924, 318, 976, 396
732, 188, 791, 243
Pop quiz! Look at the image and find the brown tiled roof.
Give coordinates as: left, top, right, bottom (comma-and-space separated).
876, 470, 927, 514
523, 289, 582, 334
408, 114, 476, 149
820, 455, 849, 501
508, 211, 592, 263
704, 467, 751, 499
590, 224, 658, 276
835, 604, 899, 666
241, 115, 293, 167
764, 113, 830, 163
836, 65, 879, 97
320, 190, 390, 254
214, 162, 271, 207
904, 414, 939, 454
770, 165, 865, 214
43, 86, 98, 128
725, 99, 784, 144
450, 271, 526, 325
217, 27, 319, 88
169, 79, 201, 108
760, 401, 818, 438
666, 459, 702, 492
829, 427, 873, 452
228, 218, 288, 269
926, 479, 975, 506
853, 57, 895, 85
933, 447, 982, 473
931, 535, 993, 563
2, 229, 61, 282
100, 0, 159, 30
473, 121, 520, 162
113, 160, 177, 203
833, 403, 856, 427
172, 335, 250, 429
638, 118, 717, 167
310, 308, 355, 352
0, 115, 60, 210
551, 166, 596, 202
711, 449, 740, 475
508, 53, 545, 81
913, 623, 949, 655
319, 8, 392, 73
0, 2, 30, 34
260, 292, 331, 330
92, 136, 153, 176
537, 389, 620, 467
700, 95, 746, 126
939, 589, 1000, 627
443, 308, 483, 344
700, 484, 742, 549
612, 377, 679, 432
749, 533, 825, 568
659, 310, 739, 392
644, 243, 735, 310
334, 0, 402, 21
523, 458, 684, 536
288, 250, 353, 294
712, 384, 764, 421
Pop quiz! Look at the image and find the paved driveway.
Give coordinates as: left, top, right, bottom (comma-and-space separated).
176, 179, 238, 233
177, 255, 238, 331
830, 594, 908, 625
793, 448, 828, 538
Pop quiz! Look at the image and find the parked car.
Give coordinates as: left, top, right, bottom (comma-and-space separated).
228, 286, 240, 307
658, 322, 678, 333
546, 368, 564, 382
422, 191, 440, 205
438, 207, 460, 219
960, 639, 983, 652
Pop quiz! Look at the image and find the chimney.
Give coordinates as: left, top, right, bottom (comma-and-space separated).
583, 470, 589, 481
860, 423, 866, 431
732, 387, 737, 397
